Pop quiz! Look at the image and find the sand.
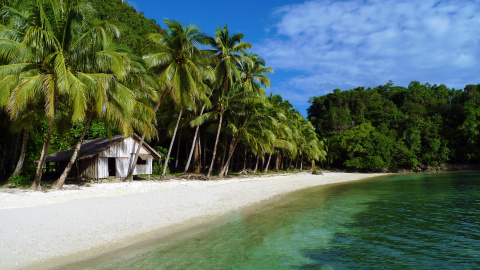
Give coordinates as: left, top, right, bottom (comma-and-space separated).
0, 172, 387, 269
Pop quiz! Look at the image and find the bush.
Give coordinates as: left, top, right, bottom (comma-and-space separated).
8, 175, 30, 188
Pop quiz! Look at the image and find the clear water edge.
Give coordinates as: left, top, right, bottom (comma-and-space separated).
56, 172, 480, 269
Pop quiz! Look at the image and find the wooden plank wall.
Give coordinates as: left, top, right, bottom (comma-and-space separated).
116, 158, 129, 178
99, 137, 149, 158
134, 159, 152, 175
91, 138, 155, 179
76, 155, 98, 179
98, 157, 108, 179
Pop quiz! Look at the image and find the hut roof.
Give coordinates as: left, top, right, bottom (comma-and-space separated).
44, 135, 161, 162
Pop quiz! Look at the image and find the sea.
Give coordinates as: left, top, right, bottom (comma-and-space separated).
60, 172, 480, 269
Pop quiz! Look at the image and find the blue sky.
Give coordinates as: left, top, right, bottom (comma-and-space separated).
128, 0, 480, 116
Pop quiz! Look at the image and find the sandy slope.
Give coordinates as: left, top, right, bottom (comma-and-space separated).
0, 172, 387, 269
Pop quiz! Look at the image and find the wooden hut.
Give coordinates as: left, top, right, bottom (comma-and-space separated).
44, 135, 161, 179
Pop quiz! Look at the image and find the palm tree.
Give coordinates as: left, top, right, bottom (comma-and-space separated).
142, 19, 212, 177
51, 38, 156, 189
183, 86, 211, 174
204, 25, 251, 178
9, 105, 43, 176
0, 0, 133, 189
236, 53, 274, 173
298, 118, 326, 170
261, 94, 295, 173
117, 54, 159, 182
217, 86, 276, 177
239, 53, 273, 94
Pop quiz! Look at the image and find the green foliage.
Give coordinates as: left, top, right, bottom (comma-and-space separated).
0, 0, 325, 181
8, 175, 30, 188
308, 81, 480, 171
87, 0, 164, 54
152, 146, 173, 175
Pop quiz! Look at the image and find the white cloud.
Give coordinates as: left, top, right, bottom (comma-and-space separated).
257, 0, 480, 100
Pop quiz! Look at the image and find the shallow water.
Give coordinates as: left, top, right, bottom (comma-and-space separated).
64, 172, 480, 269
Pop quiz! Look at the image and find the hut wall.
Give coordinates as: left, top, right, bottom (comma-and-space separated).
94, 137, 156, 179
98, 157, 109, 179
99, 137, 149, 158
76, 155, 98, 179
133, 158, 152, 175
116, 158, 130, 178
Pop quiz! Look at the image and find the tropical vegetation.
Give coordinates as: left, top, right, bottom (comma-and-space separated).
0, 0, 325, 189
308, 81, 480, 171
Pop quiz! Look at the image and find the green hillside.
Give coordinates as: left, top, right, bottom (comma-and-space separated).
88, 0, 164, 53
308, 81, 480, 171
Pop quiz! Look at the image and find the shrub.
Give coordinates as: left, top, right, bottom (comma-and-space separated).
8, 175, 30, 188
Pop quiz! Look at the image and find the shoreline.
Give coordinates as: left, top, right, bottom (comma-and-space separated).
0, 172, 388, 270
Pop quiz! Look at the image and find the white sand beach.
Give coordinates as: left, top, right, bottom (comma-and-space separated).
0, 172, 387, 269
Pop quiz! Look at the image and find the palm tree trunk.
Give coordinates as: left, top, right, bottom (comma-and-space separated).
175, 129, 182, 169
126, 88, 169, 181
53, 114, 93, 189
12, 129, 29, 176
264, 152, 273, 173
242, 147, 247, 172
198, 137, 202, 170
218, 136, 239, 177
207, 111, 223, 179
10, 132, 21, 172
193, 138, 199, 172
194, 137, 201, 174
289, 157, 293, 170
275, 152, 280, 171
253, 156, 259, 173
184, 100, 209, 173
184, 130, 198, 174
127, 132, 146, 182
220, 137, 228, 172
162, 108, 183, 177
31, 118, 55, 190
300, 154, 303, 171
261, 153, 265, 170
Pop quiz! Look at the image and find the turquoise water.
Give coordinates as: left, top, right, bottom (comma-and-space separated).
64, 172, 480, 269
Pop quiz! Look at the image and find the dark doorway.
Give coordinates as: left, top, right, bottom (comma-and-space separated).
108, 158, 116, 177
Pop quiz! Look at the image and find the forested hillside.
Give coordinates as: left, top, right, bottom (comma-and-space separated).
308, 81, 480, 171
88, 0, 164, 53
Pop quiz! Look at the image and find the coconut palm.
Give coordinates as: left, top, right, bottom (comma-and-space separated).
216, 87, 274, 177
183, 81, 213, 174
204, 25, 251, 178
261, 94, 295, 172
0, 0, 136, 189
117, 54, 159, 182
9, 104, 44, 176
142, 19, 213, 177
239, 53, 273, 94
52, 50, 157, 189
298, 118, 326, 169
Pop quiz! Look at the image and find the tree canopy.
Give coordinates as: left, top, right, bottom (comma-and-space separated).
308, 81, 480, 171
0, 0, 324, 187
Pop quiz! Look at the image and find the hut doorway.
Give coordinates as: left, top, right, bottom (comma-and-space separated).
108, 158, 116, 177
